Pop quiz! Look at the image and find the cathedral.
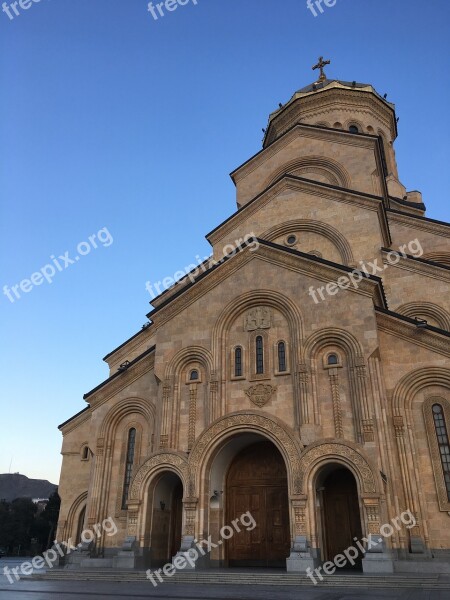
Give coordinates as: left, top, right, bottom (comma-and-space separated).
56, 59, 450, 574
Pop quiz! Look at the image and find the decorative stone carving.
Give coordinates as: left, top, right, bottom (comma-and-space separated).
188, 412, 303, 495
188, 386, 197, 451
128, 452, 188, 500
245, 384, 277, 408
245, 307, 271, 331
328, 373, 343, 438
393, 415, 405, 437
364, 498, 381, 534
299, 442, 376, 493
292, 499, 307, 536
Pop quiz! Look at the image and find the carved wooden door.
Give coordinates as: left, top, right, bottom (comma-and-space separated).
323, 468, 363, 568
226, 442, 290, 567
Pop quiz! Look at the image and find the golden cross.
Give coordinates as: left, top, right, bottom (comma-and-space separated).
312, 56, 331, 82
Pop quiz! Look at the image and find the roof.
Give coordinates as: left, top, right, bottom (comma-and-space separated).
83, 345, 156, 400
264, 78, 398, 146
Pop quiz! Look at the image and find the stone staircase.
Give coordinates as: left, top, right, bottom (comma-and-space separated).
31, 570, 450, 589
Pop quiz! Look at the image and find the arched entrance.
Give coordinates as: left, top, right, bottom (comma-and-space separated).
226, 441, 290, 567
75, 505, 86, 545
317, 466, 363, 568
148, 472, 183, 567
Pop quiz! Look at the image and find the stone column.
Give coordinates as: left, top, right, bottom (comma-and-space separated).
361, 498, 394, 573
173, 497, 199, 570
393, 414, 426, 554
354, 358, 375, 443
113, 500, 140, 569
187, 385, 198, 451
160, 381, 171, 449
286, 497, 317, 572
209, 378, 218, 424
328, 370, 343, 438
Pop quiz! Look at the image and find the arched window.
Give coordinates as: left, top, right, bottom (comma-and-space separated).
256, 336, 264, 374
327, 353, 338, 366
121, 428, 136, 509
234, 347, 243, 377
190, 370, 199, 381
277, 342, 287, 372
432, 404, 450, 501
81, 446, 89, 460
349, 125, 359, 134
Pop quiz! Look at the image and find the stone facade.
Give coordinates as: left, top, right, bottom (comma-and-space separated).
56, 75, 450, 573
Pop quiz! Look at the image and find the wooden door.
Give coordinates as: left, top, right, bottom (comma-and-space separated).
169, 481, 183, 560
226, 442, 290, 567
323, 468, 363, 568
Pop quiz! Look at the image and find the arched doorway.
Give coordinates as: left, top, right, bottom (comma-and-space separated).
148, 472, 183, 567
317, 466, 363, 568
75, 505, 86, 545
226, 441, 290, 567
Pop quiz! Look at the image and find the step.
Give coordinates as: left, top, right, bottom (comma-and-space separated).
30, 571, 450, 589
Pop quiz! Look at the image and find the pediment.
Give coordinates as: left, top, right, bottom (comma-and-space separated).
148, 240, 386, 328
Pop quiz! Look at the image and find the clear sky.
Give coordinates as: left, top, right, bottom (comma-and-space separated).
1, 0, 449, 484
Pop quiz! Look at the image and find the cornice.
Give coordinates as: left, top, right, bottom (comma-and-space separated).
232, 122, 378, 184
150, 242, 384, 329
103, 323, 155, 363
387, 210, 450, 238
389, 197, 425, 217
208, 175, 390, 248
105, 326, 155, 370
265, 88, 396, 147
85, 351, 155, 409
381, 251, 450, 283
376, 311, 450, 358
59, 407, 92, 436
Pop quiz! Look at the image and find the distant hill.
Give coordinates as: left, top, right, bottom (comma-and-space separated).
0, 473, 57, 502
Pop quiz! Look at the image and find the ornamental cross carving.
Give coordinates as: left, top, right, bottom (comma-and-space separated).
245, 307, 271, 331
245, 384, 277, 408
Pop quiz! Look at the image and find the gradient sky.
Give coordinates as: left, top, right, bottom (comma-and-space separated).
1, 0, 449, 485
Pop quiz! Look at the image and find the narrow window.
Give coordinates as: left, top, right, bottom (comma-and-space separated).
278, 342, 287, 372
82, 446, 89, 460
432, 404, 450, 501
235, 347, 243, 377
327, 353, 338, 366
256, 336, 264, 374
122, 428, 136, 509
190, 370, 199, 381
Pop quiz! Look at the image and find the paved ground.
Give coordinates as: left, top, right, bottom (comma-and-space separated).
1, 560, 449, 599
0, 577, 449, 599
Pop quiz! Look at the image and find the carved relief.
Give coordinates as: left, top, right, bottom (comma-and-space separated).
188, 413, 303, 495
188, 386, 197, 451
128, 453, 188, 500
245, 384, 277, 408
363, 498, 381, 534
329, 373, 343, 438
299, 442, 376, 493
245, 307, 271, 331
292, 499, 307, 536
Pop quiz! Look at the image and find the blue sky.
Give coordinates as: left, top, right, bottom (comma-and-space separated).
0, 0, 449, 484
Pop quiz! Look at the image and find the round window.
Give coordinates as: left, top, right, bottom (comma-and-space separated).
286, 235, 297, 246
